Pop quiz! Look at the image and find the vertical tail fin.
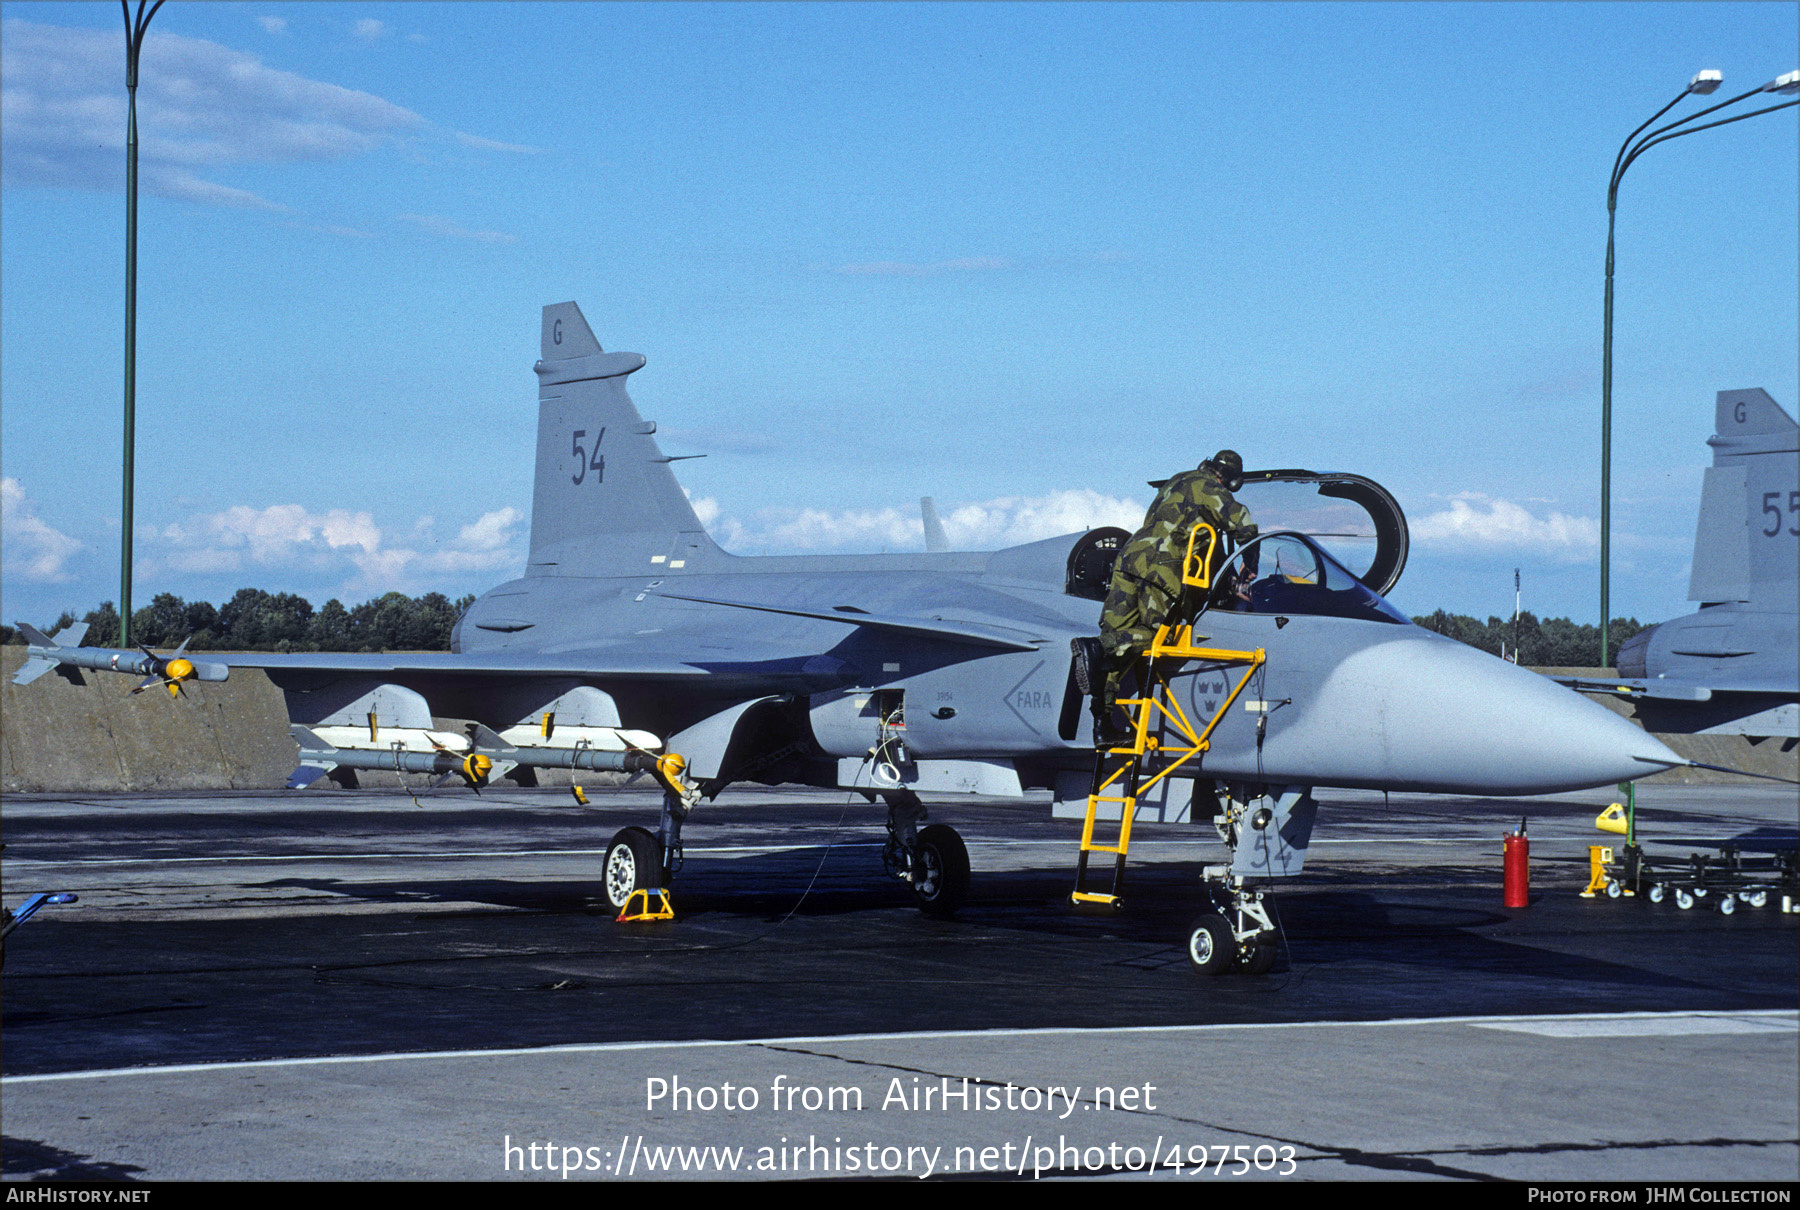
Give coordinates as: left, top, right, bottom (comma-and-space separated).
527, 303, 722, 576
1687, 389, 1798, 606
921, 497, 949, 552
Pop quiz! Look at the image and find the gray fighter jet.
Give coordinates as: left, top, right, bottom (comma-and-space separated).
1559, 389, 1798, 739
15, 302, 1685, 971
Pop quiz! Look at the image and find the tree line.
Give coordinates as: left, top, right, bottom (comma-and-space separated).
4, 590, 1642, 666
2, 590, 477, 653
1410, 610, 1644, 668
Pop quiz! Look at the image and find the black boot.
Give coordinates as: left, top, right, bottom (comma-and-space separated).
1069, 637, 1101, 695
1090, 693, 1129, 749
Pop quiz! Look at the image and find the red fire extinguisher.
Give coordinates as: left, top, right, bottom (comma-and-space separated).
1504, 817, 1529, 908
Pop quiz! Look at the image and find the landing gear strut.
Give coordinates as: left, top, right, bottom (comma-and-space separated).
1185, 784, 1312, 975
882, 790, 969, 915
1186, 879, 1278, 976
599, 754, 700, 915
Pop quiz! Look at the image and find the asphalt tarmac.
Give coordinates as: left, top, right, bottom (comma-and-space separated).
2, 781, 1795, 1182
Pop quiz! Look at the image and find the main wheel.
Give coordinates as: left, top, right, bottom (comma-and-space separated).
1240, 941, 1278, 976
603, 826, 663, 911
1674, 887, 1695, 910
1718, 894, 1736, 916
1187, 914, 1235, 976
911, 824, 970, 916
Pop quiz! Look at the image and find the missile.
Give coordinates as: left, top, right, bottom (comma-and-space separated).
287, 722, 698, 804
12, 623, 230, 696
287, 725, 496, 790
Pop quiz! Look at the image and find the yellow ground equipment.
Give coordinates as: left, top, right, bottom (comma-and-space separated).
1073, 618, 1265, 908
616, 888, 675, 922
1581, 845, 1617, 898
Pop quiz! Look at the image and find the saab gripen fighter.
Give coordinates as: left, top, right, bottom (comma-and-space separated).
16, 302, 1686, 972
1559, 389, 1799, 740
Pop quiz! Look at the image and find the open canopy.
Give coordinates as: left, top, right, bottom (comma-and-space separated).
1233, 470, 1409, 596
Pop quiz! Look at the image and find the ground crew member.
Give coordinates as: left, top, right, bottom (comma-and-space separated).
1073, 450, 1256, 747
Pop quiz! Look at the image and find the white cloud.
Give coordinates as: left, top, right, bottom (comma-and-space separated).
454, 507, 522, 552
0, 478, 83, 582
146, 502, 525, 594
0, 19, 424, 207
690, 488, 1145, 553
939, 490, 1145, 548
353, 19, 385, 42
258, 17, 287, 35
1410, 493, 1599, 561
398, 212, 518, 244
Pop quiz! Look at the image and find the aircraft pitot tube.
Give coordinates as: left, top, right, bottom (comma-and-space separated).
12, 622, 230, 697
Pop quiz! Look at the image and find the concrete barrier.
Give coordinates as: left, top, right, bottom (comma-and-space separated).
1, 647, 292, 792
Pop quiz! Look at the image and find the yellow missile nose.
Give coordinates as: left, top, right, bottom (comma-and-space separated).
166, 658, 196, 682
657, 753, 687, 782
463, 753, 493, 785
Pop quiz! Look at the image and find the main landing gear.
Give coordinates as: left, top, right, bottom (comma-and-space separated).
881, 789, 970, 916
600, 755, 700, 915
599, 781, 971, 918
603, 826, 668, 912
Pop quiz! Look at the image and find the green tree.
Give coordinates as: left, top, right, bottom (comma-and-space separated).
80, 602, 120, 647
307, 598, 352, 650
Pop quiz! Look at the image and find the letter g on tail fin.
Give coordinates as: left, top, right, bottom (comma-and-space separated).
542, 301, 603, 361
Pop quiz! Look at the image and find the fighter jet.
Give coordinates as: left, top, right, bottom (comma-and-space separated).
1559, 389, 1799, 739
14, 302, 1685, 971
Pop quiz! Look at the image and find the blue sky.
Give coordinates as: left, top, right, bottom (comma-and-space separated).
3, 2, 1796, 632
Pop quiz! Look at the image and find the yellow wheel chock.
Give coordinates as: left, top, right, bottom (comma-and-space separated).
616, 888, 675, 922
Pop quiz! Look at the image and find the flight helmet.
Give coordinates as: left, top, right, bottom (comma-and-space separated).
1206, 449, 1244, 492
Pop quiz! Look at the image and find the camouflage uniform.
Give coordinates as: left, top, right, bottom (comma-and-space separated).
1094, 464, 1255, 736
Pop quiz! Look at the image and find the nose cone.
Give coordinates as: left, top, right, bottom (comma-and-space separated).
1251, 633, 1683, 794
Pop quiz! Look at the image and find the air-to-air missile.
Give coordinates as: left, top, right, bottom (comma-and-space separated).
11, 622, 230, 697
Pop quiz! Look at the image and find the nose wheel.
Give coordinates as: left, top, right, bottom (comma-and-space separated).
1186, 879, 1280, 976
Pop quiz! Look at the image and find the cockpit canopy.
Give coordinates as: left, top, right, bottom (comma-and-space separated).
1210, 531, 1411, 625
1232, 470, 1409, 596
1064, 468, 1411, 604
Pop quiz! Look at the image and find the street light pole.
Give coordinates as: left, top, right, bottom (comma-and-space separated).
120, 0, 164, 649
1599, 69, 1799, 669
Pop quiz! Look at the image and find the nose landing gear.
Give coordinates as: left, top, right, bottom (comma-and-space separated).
1187, 878, 1280, 976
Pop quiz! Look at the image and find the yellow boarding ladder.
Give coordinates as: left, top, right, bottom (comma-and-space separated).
1072, 522, 1266, 908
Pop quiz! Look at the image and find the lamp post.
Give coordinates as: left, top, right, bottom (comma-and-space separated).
1599, 69, 1799, 668
119, 0, 164, 649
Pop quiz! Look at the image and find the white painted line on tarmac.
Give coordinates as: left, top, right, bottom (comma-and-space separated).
1469, 1013, 1798, 1038
6, 1010, 1793, 1085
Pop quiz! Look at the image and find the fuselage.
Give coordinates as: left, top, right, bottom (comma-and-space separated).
454, 529, 1680, 797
